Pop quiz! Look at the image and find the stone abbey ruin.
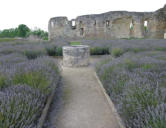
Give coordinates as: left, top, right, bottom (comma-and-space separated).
48, 5, 166, 40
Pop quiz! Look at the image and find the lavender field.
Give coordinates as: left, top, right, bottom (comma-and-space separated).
52, 38, 166, 127
0, 39, 60, 128
96, 51, 166, 128
0, 38, 166, 128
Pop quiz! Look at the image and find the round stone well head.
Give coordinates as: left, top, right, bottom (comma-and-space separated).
63, 45, 90, 67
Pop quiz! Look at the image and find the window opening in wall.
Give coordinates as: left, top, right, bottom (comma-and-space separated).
65, 20, 68, 25
72, 20, 76, 27
80, 28, 84, 36
130, 22, 134, 30
144, 21, 148, 32
80, 21, 82, 25
106, 20, 110, 27
51, 22, 54, 27
71, 20, 76, 29
94, 20, 96, 26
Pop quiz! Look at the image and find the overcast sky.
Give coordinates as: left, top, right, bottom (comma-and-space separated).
0, 0, 165, 31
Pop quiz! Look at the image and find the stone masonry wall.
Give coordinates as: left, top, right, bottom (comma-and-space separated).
48, 5, 166, 40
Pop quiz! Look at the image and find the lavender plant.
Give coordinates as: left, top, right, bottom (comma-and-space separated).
0, 56, 59, 93
134, 103, 166, 128
80, 39, 166, 55
0, 85, 45, 128
0, 53, 60, 127
0, 53, 28, 65
0, 41, 46, 56
96, 51, 166, 128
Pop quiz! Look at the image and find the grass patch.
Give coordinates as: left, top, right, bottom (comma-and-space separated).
70, 42, 81, 45
0, 38, 17, 42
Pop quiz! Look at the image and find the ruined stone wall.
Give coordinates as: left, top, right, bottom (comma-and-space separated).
48, 5, 166, 40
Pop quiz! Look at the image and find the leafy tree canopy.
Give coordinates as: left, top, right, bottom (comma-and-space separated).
17, 24, 30, 37
0, 24, 48, 40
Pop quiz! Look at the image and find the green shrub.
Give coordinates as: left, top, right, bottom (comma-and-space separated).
90, 47, 109, 55
155, 47, 166, 51
55, 47, 63, 56
43, 37, 48, 40
45, 45, 56, 56
111, 48, 124, 57
0, 25, 47, 40
26, 29, 48, 40
24, 50, 45, 59
12, 72, 50, 93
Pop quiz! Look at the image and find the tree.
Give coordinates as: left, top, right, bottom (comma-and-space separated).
0, 25, 48, 40
26, 29, 48, 40
17, 24, 30, 37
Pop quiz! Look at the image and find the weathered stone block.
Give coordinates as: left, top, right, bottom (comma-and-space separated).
63, 45, 90, 67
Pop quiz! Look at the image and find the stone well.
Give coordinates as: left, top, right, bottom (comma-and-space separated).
63, 45, 90, 67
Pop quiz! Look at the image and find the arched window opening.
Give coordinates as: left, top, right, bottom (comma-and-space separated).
72, 20, 76, 26
80, 21, 83, 25
80, 28, 84, 36
51, 22, 54, 27
94, 20, 96, 26
144, 20, 148, 32
130, 22, 134, 30
71, 20, 76, 29
106, 20, 110, 27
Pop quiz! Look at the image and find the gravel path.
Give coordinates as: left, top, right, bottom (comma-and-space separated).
53, 63, 121, 128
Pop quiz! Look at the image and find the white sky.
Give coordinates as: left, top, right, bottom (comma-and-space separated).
0, 0, 165, 31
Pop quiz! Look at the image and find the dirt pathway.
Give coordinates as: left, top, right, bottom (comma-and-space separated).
52, 64, 121, 128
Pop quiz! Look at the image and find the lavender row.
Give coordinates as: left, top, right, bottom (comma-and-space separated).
0, 54, 60, 127
0, 39, 166, 57
96, 51, 166, 128
0, 85, 45, 128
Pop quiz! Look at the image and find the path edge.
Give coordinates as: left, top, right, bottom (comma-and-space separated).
94, 71, 126, 128
37, 76, 61, 128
